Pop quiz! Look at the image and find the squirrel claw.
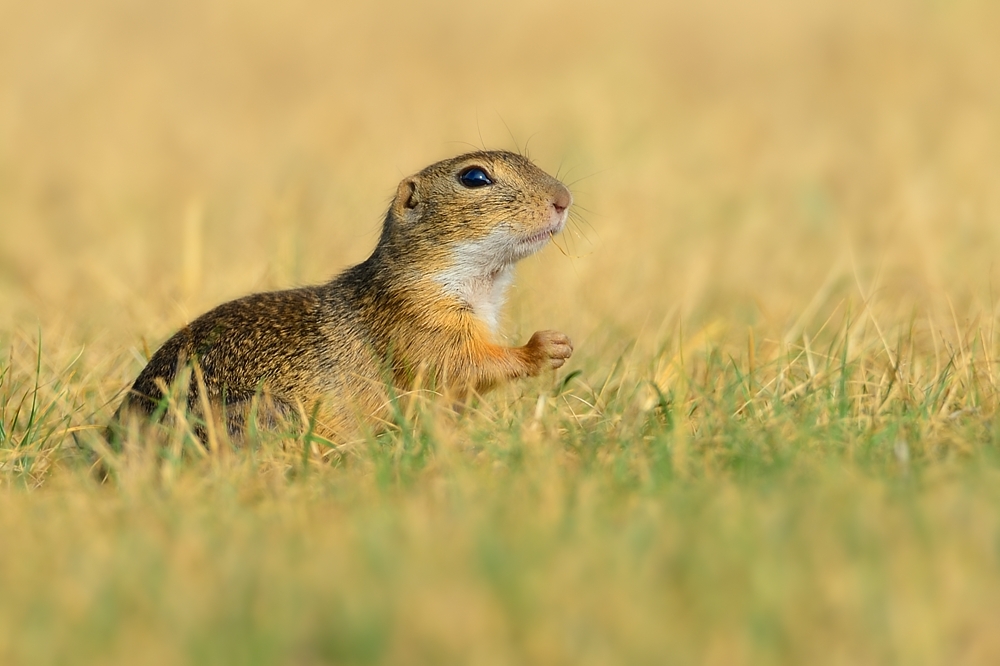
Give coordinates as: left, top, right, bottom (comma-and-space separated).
526, 330, 574, 371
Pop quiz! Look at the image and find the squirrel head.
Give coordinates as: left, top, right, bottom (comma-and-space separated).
377, 150, 572, 277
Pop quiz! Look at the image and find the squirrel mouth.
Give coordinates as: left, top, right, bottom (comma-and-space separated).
519, 221, 564, 249
522, 229, 554, 246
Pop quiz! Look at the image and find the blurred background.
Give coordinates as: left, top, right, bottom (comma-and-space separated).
1, 0, 999, 391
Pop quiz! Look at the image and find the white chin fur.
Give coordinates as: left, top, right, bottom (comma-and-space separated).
433, 225, 552, 333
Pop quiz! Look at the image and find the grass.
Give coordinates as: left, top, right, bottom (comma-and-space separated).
4, 305, 1000, 664
3, 0, 1000, 663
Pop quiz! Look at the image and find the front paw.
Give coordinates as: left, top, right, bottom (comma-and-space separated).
526, 330, 574, 371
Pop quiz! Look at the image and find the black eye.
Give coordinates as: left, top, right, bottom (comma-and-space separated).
458, 167, 493, 188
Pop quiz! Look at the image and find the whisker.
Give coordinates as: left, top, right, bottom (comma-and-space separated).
569, 210, 599, 237
494, 110, 521, 154
567, 169, 609, 188
560, 164, 581, 183
523, 132, 540, 160
446, 140, 487, 153
550, 234, 571, 258
476, 108, 486, 150
570, 203, 599, 216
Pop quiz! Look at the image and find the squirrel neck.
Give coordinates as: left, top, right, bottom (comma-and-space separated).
431, 256, 514, 335
331, 243, 514, 338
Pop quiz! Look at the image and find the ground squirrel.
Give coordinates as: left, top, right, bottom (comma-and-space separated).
111, 150, 574, 439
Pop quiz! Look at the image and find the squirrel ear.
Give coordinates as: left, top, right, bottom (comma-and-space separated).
397, 177, 420, 210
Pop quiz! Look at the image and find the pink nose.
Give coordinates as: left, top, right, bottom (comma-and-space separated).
552, 186, 572, 215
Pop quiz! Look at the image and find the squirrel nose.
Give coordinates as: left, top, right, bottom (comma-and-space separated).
551, 186, 572, 215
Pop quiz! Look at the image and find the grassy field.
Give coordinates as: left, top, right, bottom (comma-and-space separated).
3, 0, 1000, 663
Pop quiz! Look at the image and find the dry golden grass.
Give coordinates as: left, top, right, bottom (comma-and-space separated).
2, 0, 1000, 664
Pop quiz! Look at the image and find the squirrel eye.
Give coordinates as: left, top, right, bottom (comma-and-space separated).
458, 167, 493, 188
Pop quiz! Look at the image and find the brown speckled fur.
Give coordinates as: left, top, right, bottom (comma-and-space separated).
111, 150, 573, 440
